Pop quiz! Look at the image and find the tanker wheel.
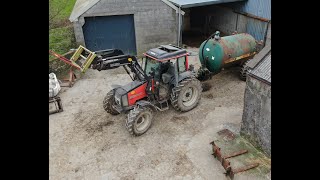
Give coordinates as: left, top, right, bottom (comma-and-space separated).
170, 77, 202, 112
240, 60, 250, 81
103, 89, 120, 115
126, 106, 153, 136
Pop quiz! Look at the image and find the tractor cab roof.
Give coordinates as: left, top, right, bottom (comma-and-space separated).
143, 45, 188, 62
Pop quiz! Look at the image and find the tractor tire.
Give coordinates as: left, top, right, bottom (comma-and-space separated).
126, 106, 153, 136
170, 77, 202, 112
240, 60, 250, 81
103, 90, 120, 115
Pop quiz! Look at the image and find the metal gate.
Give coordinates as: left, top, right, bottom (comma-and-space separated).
83, 15, 137, 55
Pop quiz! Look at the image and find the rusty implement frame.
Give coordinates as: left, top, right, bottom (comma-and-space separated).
49, 45, 97, 87
210, 141, 259, 179
49, 45, 96, 73
217, 129, 235, 141
60, 67, 77, 87
49, 97, 63, 115
223, 52, 256, 64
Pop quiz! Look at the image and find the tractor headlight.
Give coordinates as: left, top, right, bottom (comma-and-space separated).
121, 95, 128, 106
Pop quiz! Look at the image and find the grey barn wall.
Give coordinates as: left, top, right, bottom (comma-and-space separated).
209, 6, 239, 35
73, 0, 178, 56
73, 20, 86, 46
209, 6, 268, 38
241, 76, 271, 156
208, 6, 249, 35
189, 5, 269, 42
187, 5, 240, 35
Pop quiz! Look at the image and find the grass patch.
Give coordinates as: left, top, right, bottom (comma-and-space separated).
49, 0, 77, 74
49, 26, 75, 59
56, 0, 77, 21
49, 26, 76, 76
50, 0, 77, 22
49, 0, 77, 57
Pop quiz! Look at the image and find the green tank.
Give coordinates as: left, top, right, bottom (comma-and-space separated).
199, 31, 257, 74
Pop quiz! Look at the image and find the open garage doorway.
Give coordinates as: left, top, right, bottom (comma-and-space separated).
181, 4, 239, 48
180, 3, 269, 48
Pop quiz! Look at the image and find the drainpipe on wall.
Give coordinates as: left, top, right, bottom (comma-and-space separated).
178, 5, 181, 47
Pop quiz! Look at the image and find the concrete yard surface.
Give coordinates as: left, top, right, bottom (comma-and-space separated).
49, 56, 271, 179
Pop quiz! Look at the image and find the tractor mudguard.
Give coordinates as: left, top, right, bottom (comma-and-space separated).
169, 71, 196, 87
178, 71, 196, 82
111, 84, 121, 89
135, 100, 157, 111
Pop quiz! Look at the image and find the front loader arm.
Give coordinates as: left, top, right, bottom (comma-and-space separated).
91, 51, 147, 81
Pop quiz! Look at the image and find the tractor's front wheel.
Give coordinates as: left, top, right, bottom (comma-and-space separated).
126, 106, 153, 136
170, 77, 202, 112
103, 90, 120, 115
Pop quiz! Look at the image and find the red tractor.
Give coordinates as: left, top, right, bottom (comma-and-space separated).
92, 45, 202, 136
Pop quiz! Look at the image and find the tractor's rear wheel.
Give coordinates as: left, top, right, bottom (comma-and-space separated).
103, 90, 120, 115
240, 60, 250, 81
170, 77, 202, 112
126, 106, 153, 136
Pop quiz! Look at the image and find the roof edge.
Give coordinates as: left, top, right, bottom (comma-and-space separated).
69, 0, 101, 22
69, 0, 185, 22
161, 0, 185, 15
168, 0, 245, 8
248, 73, 271, 85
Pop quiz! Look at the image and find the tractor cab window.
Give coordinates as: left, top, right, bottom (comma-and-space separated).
169, 56, 186, 73
177, 56, 186, 73
145, 57, 160, 79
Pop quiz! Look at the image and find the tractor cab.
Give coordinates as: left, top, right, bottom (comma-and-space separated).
143, 44, 193, 86
141, 44, 198, 103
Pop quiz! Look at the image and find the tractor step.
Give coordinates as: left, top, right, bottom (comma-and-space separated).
156, 100, 169, 111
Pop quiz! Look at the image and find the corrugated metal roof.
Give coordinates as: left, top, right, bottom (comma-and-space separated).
69, 0, 101, 22
249, 53, 271, 83
246, 43, 271, 69
168, 0, 244, 8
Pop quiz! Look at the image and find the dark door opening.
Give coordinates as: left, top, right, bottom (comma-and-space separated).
83, 14, 137, 55
181, 5, 231, 48
181, 3, 269, 48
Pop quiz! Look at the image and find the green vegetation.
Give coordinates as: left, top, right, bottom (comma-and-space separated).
49, 0, 77, 75
49, 26, 75, 60
49, 0, 77, 57
50, 0, 77, 22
